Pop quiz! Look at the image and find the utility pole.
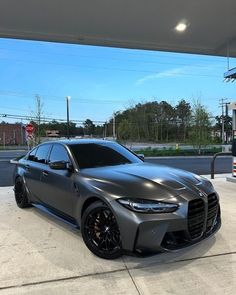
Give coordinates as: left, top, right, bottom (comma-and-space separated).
113, 114, 116, 140
13, 130, 16, 145
222, 101, 224, 144
225, 102, 230, 144
104, 121, 107, 139
66, 96, 71, 139
219, 98, 228, 144
20, 120, 24, 145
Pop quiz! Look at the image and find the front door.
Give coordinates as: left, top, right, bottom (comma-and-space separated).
40, 144, 76, 217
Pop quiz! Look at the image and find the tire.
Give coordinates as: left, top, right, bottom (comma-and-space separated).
81, 201, 122, 259
14, 177, 32, 208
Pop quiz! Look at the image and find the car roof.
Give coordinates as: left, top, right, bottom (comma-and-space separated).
38, 139, 116, 147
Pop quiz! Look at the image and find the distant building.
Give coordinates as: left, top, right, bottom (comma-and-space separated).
0, 122, 26, 145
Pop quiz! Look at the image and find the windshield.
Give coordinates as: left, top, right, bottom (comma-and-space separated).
69, 142, 142, 169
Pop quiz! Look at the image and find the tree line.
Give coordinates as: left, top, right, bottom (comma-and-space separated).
108, 100, 232, 144
29, 99, 232, 146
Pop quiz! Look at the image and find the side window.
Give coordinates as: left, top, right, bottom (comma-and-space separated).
27, 148, 37, 162
34, 145, 51, 164
49, 144, 71, 163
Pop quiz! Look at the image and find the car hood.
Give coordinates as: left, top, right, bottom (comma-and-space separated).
80, 163, 213, 202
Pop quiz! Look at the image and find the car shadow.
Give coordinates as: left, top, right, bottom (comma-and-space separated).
32, 204, 81, 237
122, 235, 216, 267
32, 203, 218, 268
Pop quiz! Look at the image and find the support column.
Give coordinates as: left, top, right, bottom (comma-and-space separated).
229, 103, 236, 177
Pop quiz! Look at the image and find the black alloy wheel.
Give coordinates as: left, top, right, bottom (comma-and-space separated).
82, 201, 122, 259
14, 177, 31, 208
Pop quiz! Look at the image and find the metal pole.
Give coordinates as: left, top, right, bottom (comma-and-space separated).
221, 102, 225, 144
113, 114, 116, 139
66, 96, 70, 139
211, 152, 232, 179
20, 120, 23, 145
104, 121, 107, 139
232, 109, 236, 177
228, 103, 236, 177
225, 103, 229, 144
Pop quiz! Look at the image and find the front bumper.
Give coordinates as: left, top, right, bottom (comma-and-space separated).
135, 207, 221, 254
110, 192, 221, 255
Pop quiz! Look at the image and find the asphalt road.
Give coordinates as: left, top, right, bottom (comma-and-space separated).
0, 150, 26, 187
145, 156, 232, 175
0, 150, 232, 187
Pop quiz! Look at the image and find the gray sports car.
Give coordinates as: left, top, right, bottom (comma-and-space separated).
14, 139, 221, 259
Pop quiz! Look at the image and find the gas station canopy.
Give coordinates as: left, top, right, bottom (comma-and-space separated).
1, 0, 236, 57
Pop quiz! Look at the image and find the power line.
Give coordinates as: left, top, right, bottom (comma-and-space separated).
0, 90, 230, 105
0, 112, 218, 125
0, 92, 128, 105
0, 113, 106, 124
0, 56, 221, 78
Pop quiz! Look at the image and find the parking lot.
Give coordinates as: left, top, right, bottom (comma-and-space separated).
0, 176, 235, 295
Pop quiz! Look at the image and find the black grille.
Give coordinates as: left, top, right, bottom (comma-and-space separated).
206, 193, 219, 232
161, 194, 220, 250
188, 199, 205, 239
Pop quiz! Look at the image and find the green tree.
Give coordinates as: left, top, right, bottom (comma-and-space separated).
31, 95, 44, 144
83, 119, 95, 136
214, 115, 232, 143
117, 119, 131, 140
175, 100, 192, 142
190, 101, 212, 154
158, 101, 175, 142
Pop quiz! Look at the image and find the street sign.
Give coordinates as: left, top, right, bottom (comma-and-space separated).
25, 124, 34, 134
46, 130, 60, 137
26, 133, 34, 141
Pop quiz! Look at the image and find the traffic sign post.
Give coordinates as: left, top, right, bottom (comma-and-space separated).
25, 123, 34, 134
25, 124, 35, 150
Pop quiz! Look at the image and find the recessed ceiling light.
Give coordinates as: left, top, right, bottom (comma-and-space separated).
175, 22, 187, 32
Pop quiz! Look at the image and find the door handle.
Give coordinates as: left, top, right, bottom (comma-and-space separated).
73, 182, 80, 193
42, 171, 49, 177
25, 164, 30, 170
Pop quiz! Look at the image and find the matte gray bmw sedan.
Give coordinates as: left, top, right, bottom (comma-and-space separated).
14, 139, 221, 259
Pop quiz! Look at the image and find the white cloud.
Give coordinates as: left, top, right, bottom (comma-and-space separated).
135, 62, 223, 86
135, 67, 185, 85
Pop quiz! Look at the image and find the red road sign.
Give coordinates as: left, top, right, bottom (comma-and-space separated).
25, 124, 34, 134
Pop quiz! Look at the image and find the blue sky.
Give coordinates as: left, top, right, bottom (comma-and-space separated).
0, 37, 236, 125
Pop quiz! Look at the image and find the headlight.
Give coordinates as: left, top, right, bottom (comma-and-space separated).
117, 198, 178, 213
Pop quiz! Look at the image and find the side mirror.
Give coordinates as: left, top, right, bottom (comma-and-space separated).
49, 161, 68, 170
137, 153, 145, 160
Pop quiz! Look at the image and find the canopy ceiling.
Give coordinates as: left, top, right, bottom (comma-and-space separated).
0, 0, 236, 57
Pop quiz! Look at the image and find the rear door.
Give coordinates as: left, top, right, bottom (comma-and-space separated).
23, 144, 52, 202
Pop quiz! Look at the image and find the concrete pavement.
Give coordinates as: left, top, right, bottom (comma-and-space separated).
0, 177, 235, 294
